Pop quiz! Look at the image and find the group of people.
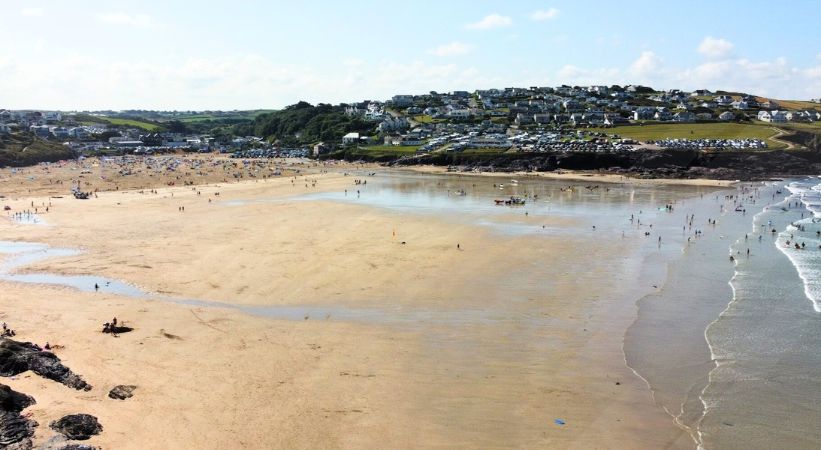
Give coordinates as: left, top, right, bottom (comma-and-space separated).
102, 317, 121, 336
1, 322, 16, 337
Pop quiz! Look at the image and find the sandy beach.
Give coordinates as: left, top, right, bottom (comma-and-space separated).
0, 156, 724, 448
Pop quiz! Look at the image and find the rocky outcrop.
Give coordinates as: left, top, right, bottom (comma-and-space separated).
390, 149, 821, 181
0, 383, 37, 450
108, 385, 136, 400
0, 338, 91, 391
49, 414, 102, 441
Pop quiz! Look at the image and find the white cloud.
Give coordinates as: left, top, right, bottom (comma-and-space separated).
428, 41, 472, 57
20, 7, 45, 17
630, 51, 662, 76
556, 65, 619, 85
530, 8, 559, 21
697, 36, 734, 59
0, 54, 507, 110
465, 14, 513, 30
95, 12, 153, 27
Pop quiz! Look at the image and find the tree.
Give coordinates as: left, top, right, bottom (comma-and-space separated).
165, 120, 188, 133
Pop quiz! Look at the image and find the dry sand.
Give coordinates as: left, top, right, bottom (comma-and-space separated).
0, 158, 693, 448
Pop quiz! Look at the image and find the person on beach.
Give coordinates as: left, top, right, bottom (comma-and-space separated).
95, 283, 99, 291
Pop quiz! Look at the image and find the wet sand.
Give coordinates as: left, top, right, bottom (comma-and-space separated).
408, 164, 737, 187
0, 160, 725, 448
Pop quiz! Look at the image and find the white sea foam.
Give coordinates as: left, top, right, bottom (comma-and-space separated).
778, 179, 821, 312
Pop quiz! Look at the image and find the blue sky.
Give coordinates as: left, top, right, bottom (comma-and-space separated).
1, 0, 819, 109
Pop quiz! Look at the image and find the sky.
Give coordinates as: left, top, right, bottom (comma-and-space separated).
1, 0, 819, 110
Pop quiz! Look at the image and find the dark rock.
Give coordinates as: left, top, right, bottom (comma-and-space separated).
0, 384, 37, 449
56, 445, 99, 450
49, 414, 102, 441
391, 148, 821, 181
0, 384, 35, 412
108, 385, 137, 400
0, 338, 91, 391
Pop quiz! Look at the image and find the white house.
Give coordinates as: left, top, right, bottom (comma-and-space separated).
672, 112, 696, 122
377, 117, 409, 132
447, 109, 471, 119
654, 110, 673, 121
770, 111, 787, 122
715, 95, 733, 106
758, 110, 787, 123
342, 132, 360, 144
719, 111, 735, 121
731, 100, 749, 110
785, 111, 806, 122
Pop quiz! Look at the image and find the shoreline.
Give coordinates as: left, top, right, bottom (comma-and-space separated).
401, 164, 739, 187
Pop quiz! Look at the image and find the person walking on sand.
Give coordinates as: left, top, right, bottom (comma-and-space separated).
94, 283, 99, 291
457, 243, 460, 250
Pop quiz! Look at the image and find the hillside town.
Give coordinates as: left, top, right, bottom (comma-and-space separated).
1, 84, 820, 162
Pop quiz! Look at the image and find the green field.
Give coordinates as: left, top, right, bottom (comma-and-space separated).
104, 118, 161, 131
774, 121, 821, 133
412, 115, 445, 124
353, 145, 420, 158
589, 123, 785, 149
458, 147, 509, 155
177, 110, 273, 123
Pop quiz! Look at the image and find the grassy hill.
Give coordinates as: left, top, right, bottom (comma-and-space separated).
0, 134, 75, 167
589, 122, 786, 149
104, 117, 162, 131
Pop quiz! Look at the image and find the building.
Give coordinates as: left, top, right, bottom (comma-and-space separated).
715, 95, 733, 106
377, 116, 410, 132
342, 132, 360, 144
672, 112, 696, 122
43, 111, 62, 123
30, 125, 51, 138
50, 126, 70, 138
533, 114, 552, 124
447, 109, 471, 119
603, 114, 629, 126
391, 95, 414, 107
633, 107, 656, 120
312, 142, 329, 156
757, 110, 787, 123
654, 110, 673, 121
719, 111, 735, 121
515, 113, 534, 125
